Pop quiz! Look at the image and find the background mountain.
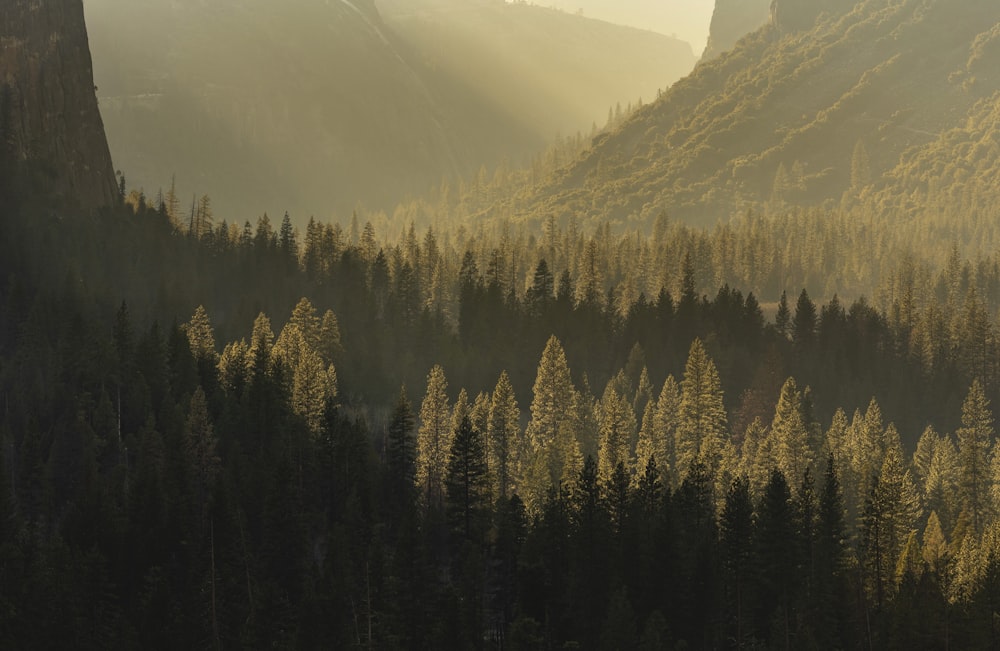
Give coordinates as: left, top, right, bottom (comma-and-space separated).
525, 0, 716, 53
701, 0, 771, 60
1, 0, 117, 211
507, 0, 1000, 230
85, 0, 696, 224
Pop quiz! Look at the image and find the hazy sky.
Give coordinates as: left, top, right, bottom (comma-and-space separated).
521, 0, 716, 52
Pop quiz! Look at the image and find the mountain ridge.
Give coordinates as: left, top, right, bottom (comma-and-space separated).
502, 0, 1000, 231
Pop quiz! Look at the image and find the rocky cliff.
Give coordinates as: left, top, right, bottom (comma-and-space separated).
0, 0, 117, 211
701, 0, 771, 60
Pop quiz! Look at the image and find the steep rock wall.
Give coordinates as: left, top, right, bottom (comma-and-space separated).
1, 0, 117, 211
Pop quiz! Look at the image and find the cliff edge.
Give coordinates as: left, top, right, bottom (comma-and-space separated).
1, 0, 117, 211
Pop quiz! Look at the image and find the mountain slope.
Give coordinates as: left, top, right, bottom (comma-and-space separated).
1, 0, 117, 211
85, 0, 695, 224
515, 0, 1000, 229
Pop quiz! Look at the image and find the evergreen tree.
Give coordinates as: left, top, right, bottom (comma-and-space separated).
956, 379, 995, 534
416, 365, 452, 510
766, 377, 814, 496
597, 384, 636, 486
775, 291, 791, 340
754, 469, 797, 646
654, 375, 681, 486
676, 339, 728, 488
446, 416, 490, 543
488, 371, 521, 502
793, 289, 817, 347
387, 386, 417, 492
522, 336, 581, 513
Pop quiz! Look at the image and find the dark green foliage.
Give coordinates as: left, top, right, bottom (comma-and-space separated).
5, 166, 1000, 648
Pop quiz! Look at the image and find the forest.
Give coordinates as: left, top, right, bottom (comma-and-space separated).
1, 181, 1000, 648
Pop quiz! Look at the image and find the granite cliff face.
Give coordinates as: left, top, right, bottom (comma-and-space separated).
702, 0, 771, 60
0, 0, 117, 211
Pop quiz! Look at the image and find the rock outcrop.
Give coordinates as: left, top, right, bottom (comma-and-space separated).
702, 0, 772, 61
0, 0, 118, 211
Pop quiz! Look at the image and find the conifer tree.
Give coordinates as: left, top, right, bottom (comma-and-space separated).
185, 305, 218, 363
386, 386, 417, 490
416, 365, 452, 510
676, 339, 728, 486
792, 290, 817, 347
446, 416, 489, 543
654, 375, 681, 486
921, 510, 948, 572
739, 417, 771, 498
597, 384, 636, 486
775, 291, 791, 340
754, 469, 797, 645
924, 433, 961, 532
767, 377, 814, 495
634, 400, 657, 488
522, 336, 581, 513
488, 371, 521, 502
956, 379, 995, 534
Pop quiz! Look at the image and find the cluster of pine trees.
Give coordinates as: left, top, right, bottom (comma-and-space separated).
3, 182, 1000, 646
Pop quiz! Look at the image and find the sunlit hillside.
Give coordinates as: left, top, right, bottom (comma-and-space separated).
86, 0, 695, 224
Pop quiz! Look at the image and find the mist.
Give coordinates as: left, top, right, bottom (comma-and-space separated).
518, 0, 717, 52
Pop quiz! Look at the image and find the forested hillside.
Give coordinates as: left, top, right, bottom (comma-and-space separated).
85, 0, 695, 223
483, 0, 1000, 229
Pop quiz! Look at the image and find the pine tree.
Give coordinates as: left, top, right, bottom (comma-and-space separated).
792, 289, 817, 347
446, 416, 490, 543
522, 336, 580, 513
754, 469, 797, 646
741, 422, 770, 500
488, 371, 521, 502
767, 377, 814, 495
185, 305, 218, 363
386, 386, 417, 490
634, 399, 658, 488
676, 339, 728, 486
956, 379, 995, 534
924, 433, 961, 533
416, 365, 452, 511
597, 384, 636, 486
921, 510, 948, 572
775, 291, 791, 340
654, 375, 681, 486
